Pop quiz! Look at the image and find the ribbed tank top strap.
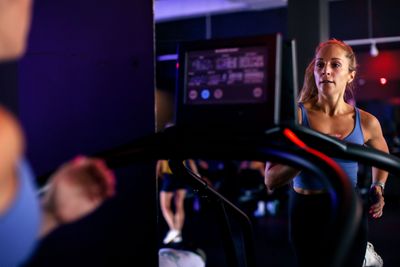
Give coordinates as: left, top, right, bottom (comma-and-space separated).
354, 107, 365, 143
298, 103, 310, 127
343, 107, 364, 145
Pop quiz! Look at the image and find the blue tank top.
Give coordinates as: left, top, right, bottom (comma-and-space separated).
0, 159, 41, 267
293, 103, 365, 190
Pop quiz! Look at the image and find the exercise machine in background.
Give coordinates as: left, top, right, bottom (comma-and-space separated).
95, 33, 400, 267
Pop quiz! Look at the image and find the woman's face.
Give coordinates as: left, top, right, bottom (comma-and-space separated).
313, 44, 355, 98
0, 0, 32, 61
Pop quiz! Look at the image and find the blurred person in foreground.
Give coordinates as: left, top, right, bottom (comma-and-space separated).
0, 0, 116, 266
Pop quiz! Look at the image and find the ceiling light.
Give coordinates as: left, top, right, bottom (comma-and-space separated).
370, 41, 379, 57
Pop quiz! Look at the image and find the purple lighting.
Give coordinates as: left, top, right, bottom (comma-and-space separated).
154, 0, 287, 22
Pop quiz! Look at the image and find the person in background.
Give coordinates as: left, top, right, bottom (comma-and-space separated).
0, 0, 116, 266
157, 158, 199, 245
236, 160, 268, 216
265, 39, 388, 267
237, 160, 285, 217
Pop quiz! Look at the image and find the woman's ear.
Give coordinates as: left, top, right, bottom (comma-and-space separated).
348, 71, 356, 84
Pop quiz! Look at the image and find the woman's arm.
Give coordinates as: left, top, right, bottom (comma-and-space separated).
361, 110, 389, 219
0, 107, 24, 214
264, 106, 303, 191
186, 159, 200, 176
156, 160, 163, 178
264, 162, 300, 191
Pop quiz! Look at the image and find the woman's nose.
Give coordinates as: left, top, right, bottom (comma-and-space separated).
322, 65, 331, 75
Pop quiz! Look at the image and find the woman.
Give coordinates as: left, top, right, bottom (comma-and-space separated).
264, 39, 388, 266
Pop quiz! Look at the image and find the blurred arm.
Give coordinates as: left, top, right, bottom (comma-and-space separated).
264, 162, 299, 191
0, 107, 24, 214
39, 156, 116, 237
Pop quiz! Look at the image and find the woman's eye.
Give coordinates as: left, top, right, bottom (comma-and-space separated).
332, 62, 341, 68
316, 62, 324, 68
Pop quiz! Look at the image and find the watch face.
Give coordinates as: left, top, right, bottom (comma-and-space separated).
372, 182, 385, 191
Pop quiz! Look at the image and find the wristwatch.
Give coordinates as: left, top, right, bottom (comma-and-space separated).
371, 181, 385, 195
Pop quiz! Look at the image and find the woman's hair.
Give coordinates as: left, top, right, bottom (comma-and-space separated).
298, 38, 357, 104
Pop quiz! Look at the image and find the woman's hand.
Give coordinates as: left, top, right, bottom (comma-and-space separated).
369, 185, 385, 219
39, 156, 116, 236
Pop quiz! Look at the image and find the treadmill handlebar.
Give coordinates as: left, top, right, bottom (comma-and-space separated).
94, 124, 400, 178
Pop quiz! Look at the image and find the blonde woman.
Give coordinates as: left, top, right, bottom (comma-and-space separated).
265, 39, 388, 266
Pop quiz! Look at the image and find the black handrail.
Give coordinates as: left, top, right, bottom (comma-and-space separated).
72, 125, 400, 266
283, 124, 400, 176
169, 159, 255, 267
157, 126, 361, 267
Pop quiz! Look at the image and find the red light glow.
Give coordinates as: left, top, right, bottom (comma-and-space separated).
380, 78, 387, 85
283, 128, 347, 178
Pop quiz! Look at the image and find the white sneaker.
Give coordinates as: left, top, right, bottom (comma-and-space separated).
363, 242, 383, 267
253, 201, 266, 217
172, 234, 182, 243
266, 200, 279, 216
163, 229, 180, 244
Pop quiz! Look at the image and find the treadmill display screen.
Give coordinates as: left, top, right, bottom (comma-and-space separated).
184, 46, 268, 105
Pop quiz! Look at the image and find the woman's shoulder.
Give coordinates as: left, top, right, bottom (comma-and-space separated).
358, 107, 378, 122
357, 107, 382, 132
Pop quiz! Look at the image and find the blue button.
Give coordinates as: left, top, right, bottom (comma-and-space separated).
201, 89, 210, 100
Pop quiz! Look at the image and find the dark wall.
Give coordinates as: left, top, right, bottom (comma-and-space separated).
16, 0, 157, 266
330, 0, 400, 40
156, 8, 287, 56
156, 1, 400, 81
155, 1, 400, 127
20, 0, 155, 176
